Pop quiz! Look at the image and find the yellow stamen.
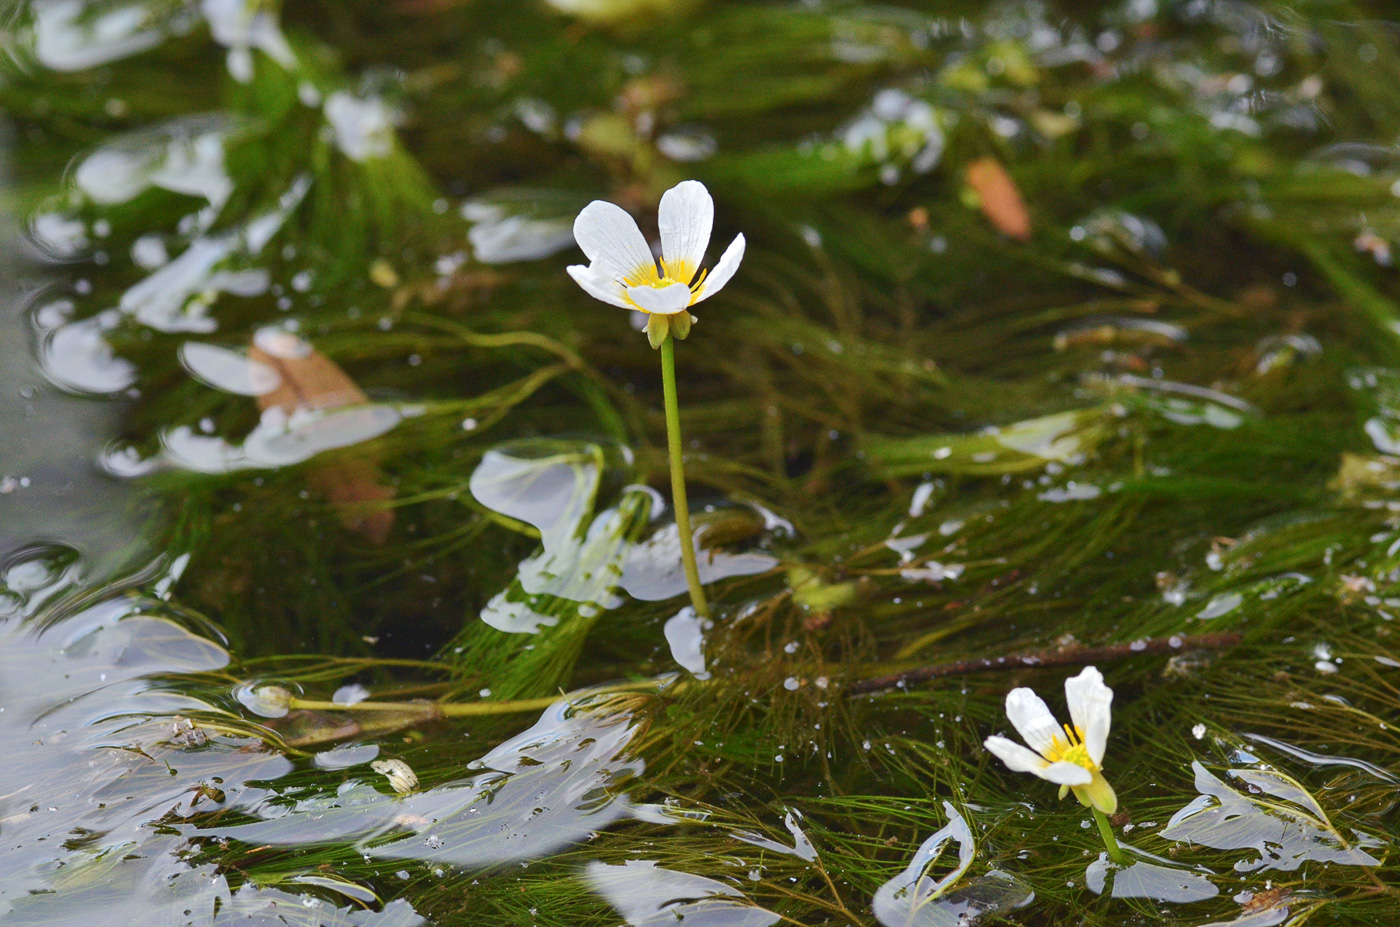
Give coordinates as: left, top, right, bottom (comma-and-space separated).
622, 260, 706, 314
660, 258, 696, 285
1044, 724, 1097, 771
622, 261, 663, 288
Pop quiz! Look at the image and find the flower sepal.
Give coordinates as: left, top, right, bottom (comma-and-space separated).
1068, 770, 1118, 815
646, 311, 696, 349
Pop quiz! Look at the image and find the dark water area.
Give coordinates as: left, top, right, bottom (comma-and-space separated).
2, 1, 1400, 925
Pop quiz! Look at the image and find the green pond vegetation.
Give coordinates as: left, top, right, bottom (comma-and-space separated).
3, 0, 1400, 924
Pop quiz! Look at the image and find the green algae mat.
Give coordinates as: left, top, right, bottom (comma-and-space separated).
3, 1, 1400, 924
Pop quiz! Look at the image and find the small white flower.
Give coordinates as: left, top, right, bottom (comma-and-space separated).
983, 666, 1118, 814
567, 180, 744, 345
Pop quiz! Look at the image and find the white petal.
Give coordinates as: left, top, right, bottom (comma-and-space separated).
985, 736, 1050, 776
573, 200, 657, 285
568, 264, 631, 308
1041, 761, 1094, 786
658, 180, 713, 283
691, 233, 745, 303
626, 282, 693, 315
1004, 687, 1062, 756
1065, 666, 1113, 766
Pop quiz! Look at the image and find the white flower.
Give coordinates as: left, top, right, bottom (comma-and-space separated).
983, 666, 1118, 814
567, 180, 745, 324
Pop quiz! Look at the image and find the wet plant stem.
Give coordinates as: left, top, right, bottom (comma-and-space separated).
850, 631, 1242, 695
288, 695, 560, 717
660, 334, 711, 620
1093, 808, 1127, 865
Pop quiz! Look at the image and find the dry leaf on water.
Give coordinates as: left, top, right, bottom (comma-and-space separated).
965, 156, 1032, 241
250, 332, 396, 543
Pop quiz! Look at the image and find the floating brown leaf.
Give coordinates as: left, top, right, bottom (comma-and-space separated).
250, 333, 395, 543
966, 156, 1032, 241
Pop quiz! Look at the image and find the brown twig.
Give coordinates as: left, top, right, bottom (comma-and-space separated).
848, 631, 1243, 695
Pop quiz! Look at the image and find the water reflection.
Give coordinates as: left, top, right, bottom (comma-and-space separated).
584, 860, 780, 927
461, 190, 580, 264
872, 803, 1032, 927
1084, 850, 1217, 903
0, 548, 319, 922
470, 439, 779, 635
1162, 761, 1382, 872
29, 0, 185, 72
203, 689, 646, 867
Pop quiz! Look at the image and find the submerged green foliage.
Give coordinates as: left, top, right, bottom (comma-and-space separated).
5, 0, 1400, 925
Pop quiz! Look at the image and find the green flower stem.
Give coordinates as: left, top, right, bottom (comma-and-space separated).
1093, 807, 1127, 865
660, 334, 711, 619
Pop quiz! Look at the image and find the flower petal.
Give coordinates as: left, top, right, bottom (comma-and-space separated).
1065, 666, 1113, 766
627, 282, 694, 315
1042, 761, 1094, 787
573, 200, 658, 285
984, 736, 1051, 776
1004, 687, 1061, 757
691, 233, 745, 303
568, 263, 631, 308
658, 180, 713, 284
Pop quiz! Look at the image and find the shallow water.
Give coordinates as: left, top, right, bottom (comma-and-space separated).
4, 1, 1400, 925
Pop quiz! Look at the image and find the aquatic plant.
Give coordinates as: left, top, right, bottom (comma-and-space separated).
985, 667, 1124, 863
4, 0, 1400, 925
568, 179, 745, 617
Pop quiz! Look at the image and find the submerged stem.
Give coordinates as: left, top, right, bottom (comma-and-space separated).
660, 335, 711, 619
1092, 807, 1127, 865
288, 695, 560, 717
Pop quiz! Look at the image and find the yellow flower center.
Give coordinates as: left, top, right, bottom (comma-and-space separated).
623, 259, 708, 296
1045, 723, 1098, 771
